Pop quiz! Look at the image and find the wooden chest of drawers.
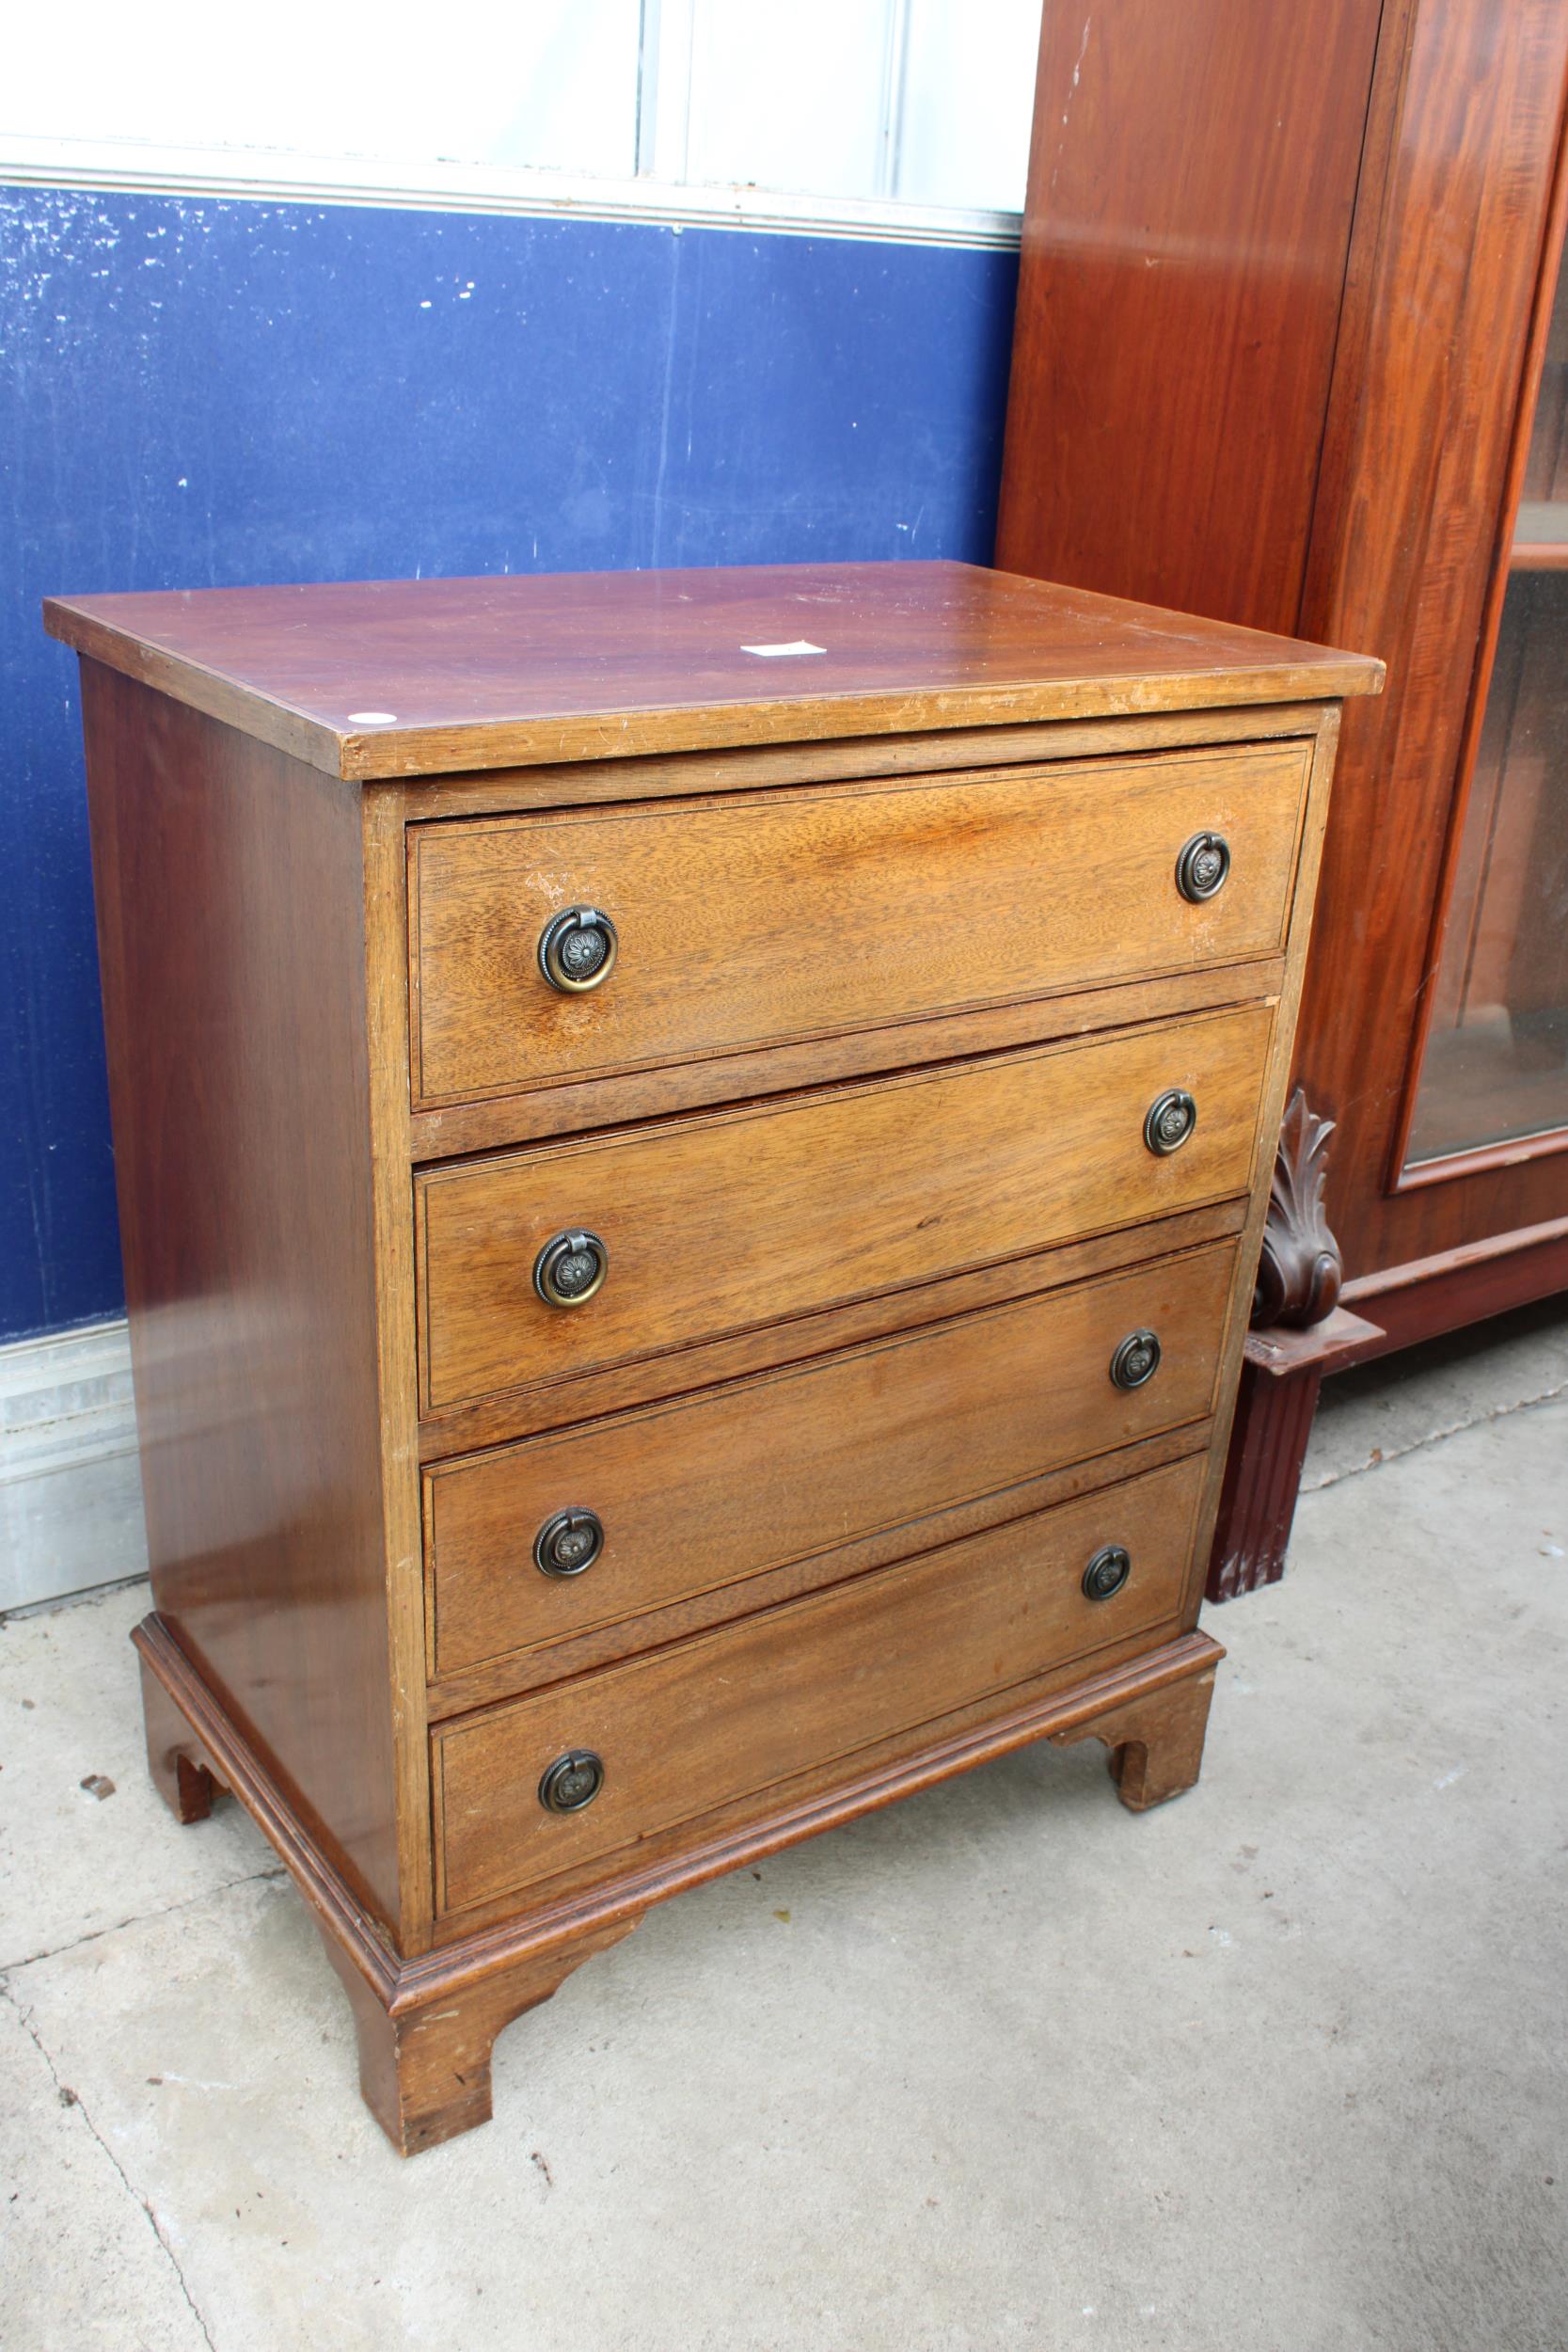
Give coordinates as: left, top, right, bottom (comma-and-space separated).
45, 562, 1381, 2153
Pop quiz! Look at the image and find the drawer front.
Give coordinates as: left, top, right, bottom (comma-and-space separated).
417, 1003, 1272, 1413
408, 741, 1308, 1104
434, 1452, 1206, 1915
428, 1241, 1236, 1678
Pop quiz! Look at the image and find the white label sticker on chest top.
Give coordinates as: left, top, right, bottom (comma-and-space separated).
739, 640, 827, 657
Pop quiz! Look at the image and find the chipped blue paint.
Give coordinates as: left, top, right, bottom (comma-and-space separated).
0, 185, 1017, 1341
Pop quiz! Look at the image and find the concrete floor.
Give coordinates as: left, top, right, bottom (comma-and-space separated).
2, 1308, 1564, 2352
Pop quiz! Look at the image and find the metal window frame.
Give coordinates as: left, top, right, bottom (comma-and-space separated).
0, 0, 1023, 248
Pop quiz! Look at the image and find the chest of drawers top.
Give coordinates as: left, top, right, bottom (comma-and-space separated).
48, 560, 1380, 2155
44, 558, 1377, 778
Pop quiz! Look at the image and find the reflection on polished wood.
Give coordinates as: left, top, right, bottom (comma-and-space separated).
998, 0, 1385, 636
82, 666, 406, 1933
44, 561, 1378, 779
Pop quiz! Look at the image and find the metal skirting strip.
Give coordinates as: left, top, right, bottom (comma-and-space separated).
0, 139, 1024, 251
0, 1319, 147, 1613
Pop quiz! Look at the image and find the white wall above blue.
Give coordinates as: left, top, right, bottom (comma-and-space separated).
1, 0, 1039, 233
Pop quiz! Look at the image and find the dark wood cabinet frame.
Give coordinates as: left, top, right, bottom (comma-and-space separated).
997, 0, 1568, 1597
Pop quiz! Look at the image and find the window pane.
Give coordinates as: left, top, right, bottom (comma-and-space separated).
898, 0, 1040, 211
3, 0, 642, 180
682, 0, 1037, 208
683, 1, 896, 202
3, 0, 1036, 212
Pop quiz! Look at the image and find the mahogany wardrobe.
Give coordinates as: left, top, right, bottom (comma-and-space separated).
997, 0, 1568, 1596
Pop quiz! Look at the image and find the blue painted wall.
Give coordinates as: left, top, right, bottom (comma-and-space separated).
0, 185, 1017, 1342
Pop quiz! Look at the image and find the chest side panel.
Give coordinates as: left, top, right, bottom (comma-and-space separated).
81, 662, 404, 1936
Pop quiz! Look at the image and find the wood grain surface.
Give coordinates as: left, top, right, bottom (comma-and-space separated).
426, 1423, 1214, 1719
43, 562, 1381, 780
426, 1239, 1236, 1681
409, 739, 1309, 1106
434, 1453, 1207, 1915
402, 701, 1333, 823
80, 662, 405, 1934
1297, 0, 1568, 1279
416, 1004, 1275, 1414
410, 958, 1289, 1165
67, 547, 1361, 2150
994, 0, 1564, 1310
998, 0, 1385, 634
416, 1198, 1250, 1463
358, 786, 438, 1944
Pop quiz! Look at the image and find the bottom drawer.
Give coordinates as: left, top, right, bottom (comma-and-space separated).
434, 1451, 1207, 1916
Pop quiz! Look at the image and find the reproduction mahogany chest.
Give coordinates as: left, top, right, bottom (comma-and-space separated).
44, 563, 1381, 2152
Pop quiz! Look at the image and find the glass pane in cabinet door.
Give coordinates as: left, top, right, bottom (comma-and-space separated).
1404, 273, 1568, 1168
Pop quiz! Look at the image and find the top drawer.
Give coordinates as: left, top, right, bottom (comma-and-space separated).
407, 739, 1310, 1107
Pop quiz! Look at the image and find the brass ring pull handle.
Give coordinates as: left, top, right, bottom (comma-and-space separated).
538, 906, 618, 993
538, 1751, 605, 1812
1082, 1545, 1132, 1602
1109, 1329, 1162, 1391
534, 1507, 605, 1579
533, 1230, 609, 1308
1176, 833, 1231, 902
1144, 1088, 1197, 1156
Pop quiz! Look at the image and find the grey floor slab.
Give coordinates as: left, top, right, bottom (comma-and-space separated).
0, 1583, 276, 1968
1306, 1290, 1568, 1489
0, 1987, 213, 2352
1, 1388, 1564, 2351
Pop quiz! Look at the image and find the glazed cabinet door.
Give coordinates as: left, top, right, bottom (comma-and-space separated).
1402, 237, 1568, 1174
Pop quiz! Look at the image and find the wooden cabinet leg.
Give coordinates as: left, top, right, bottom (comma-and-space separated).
1206, 1302, 1386, 1602
317, 1916, 641, 2156
137, 1645, 224, 1824
1206, 1354, 1323, 1602
1051, 1663, 1217, 1812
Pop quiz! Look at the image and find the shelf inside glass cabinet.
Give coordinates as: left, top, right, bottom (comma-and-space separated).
1511, 502, 1568, 567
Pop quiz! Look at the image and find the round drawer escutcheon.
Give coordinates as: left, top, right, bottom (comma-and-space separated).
1144, 1088, 1197, 1157
1175, 832, 1232, 903
534, 1507, 605, 1579
533, 1230, 609, 1309
539, 1750, 605, 1813
1109, 1329, 1163, 1391
1082, 1545, 1132, 1602
538, 905, 619, 994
